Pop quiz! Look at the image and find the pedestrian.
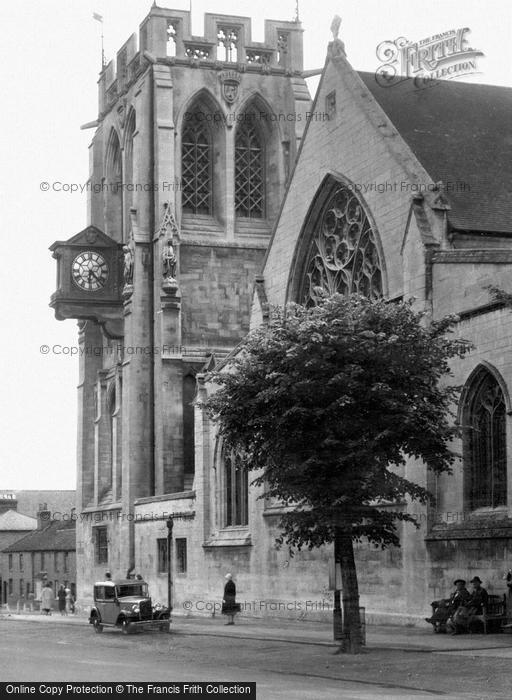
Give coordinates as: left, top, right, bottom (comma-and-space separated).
57, 584, 67, 615
447, 576, 489, 635
425, 579, 470, 633
466, 576, 489, 632
504, 570, 512, 625
41, 582, 53, 615
221, 573, 240, 626
65, 587, 74, 615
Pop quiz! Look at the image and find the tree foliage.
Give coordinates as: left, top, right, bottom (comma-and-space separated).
203, 294, 470, 552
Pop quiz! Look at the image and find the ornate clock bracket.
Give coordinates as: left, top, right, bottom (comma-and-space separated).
49, 225, 123, 331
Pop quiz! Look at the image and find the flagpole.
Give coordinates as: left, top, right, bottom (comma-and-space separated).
93, 13, 106, 69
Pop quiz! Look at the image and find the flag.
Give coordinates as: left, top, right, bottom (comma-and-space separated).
93, 12, 103, 23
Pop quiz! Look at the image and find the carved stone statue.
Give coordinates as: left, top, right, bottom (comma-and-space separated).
162, 238, 177, 281
123, 243, 134, 286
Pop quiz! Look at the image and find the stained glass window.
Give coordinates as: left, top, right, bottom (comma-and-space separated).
466, 370, 507, 510
300, 184, 382, 306
182, 121, 212, 215
235, 122, 264, 218
224, 451, 248, 527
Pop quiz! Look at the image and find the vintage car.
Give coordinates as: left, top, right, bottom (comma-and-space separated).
89, 579, 171, 634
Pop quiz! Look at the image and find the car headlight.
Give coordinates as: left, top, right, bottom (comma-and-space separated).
131, 604, 140, 613
153, 602, 163, 611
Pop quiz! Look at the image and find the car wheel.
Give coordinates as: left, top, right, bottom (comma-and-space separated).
121, 620, 131, 635
93, 618, 103, 633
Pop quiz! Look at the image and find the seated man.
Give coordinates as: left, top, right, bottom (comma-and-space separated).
426, 579, 470, 632
447, 575, 489, 635
467, 576, 489, 632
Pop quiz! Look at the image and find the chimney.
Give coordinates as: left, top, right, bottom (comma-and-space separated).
37, 503, 51, 529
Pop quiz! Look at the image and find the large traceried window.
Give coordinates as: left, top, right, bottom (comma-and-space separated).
182, 119, 212, 215
223, 450, 248, 527
235, 121, 264, 218
298, 181, 383, 306
463, 368, 507, 510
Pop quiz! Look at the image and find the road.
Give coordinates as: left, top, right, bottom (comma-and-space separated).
1, 618, 512, 699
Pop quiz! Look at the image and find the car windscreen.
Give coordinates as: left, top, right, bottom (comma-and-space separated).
117, 584, 148, 597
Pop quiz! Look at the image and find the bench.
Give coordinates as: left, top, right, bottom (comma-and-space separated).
471, 594, 507, 634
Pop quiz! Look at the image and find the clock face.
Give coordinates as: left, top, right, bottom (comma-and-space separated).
72, 251, 109, 291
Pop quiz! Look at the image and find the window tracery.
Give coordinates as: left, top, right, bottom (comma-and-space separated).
300, 184, 382, 306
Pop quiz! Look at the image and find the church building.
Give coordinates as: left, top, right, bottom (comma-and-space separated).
50, 5, 512, 624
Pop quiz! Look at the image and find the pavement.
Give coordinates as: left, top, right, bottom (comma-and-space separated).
2, 607, 512, 657
3, 610, 512, 697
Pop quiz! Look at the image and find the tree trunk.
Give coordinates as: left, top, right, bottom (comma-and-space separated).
336, 525, 363, 653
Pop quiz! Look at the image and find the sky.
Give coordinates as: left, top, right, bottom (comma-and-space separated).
0, 0, 510, 491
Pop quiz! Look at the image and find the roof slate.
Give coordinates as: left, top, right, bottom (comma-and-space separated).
0, 509, 37, 531
2, 518, 75, 553
357, 72, 512, 234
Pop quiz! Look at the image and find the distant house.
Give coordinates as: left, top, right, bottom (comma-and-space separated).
0, 509, 38, 604
0, 505, 76, 609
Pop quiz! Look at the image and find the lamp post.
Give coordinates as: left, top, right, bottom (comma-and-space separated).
166, 515, 173, 613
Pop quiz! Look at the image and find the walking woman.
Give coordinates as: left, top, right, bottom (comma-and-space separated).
41, 582, 54, 615
65, 587, 74, 615
57, 584, 66, 615
221, 573, 240, 625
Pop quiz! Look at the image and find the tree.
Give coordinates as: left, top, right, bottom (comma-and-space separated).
203, 294, 470, 653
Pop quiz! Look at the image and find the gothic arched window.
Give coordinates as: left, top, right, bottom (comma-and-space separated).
105, 130, 123, 241
299, 183, 383, 306
107, 384, 117, 500
124, 110, 136, 238
464, 369, 507, 510
235, 121, 264, 218
182, 119, 212, 215
223, 450, 248, 527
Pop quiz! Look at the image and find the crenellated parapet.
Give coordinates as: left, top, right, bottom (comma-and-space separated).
98, 6, 304, 117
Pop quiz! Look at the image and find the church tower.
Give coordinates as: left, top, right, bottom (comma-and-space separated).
50, 5, 310, 597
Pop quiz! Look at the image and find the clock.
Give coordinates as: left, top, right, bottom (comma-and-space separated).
72, 251, 109, 291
